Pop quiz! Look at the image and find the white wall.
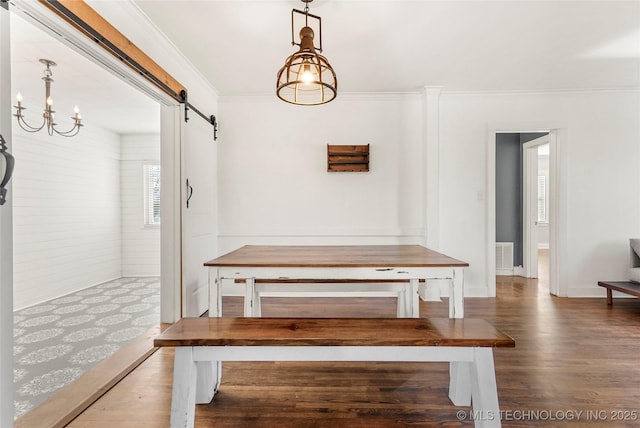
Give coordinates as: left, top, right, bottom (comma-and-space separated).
218, 94, 424, 254
121, 133, 160, 276
218, 90, 640, 298
12, 126, 122, 309
439, 90, 640, 297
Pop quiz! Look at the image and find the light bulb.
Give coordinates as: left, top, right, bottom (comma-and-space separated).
301, 64, 314, 84
16, 93, 23, 103
74, 105, 79, 114
46, 96, 53, 106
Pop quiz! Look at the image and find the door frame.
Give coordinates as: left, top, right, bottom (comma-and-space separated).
487, 124, 565, 296
1, 3, 14, 424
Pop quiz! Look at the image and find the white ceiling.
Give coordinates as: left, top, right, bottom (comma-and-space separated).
132, 0, 640, 94
9, 1, 640, 135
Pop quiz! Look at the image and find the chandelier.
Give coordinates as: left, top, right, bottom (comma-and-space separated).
276, 0, 337, 105
14, 59, 83, 137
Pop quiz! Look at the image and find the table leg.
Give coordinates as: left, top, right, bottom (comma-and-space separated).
208, 268, 222, 318
606, 288, 612, 305
449, 267, 464, 318
244, 278, 256, 317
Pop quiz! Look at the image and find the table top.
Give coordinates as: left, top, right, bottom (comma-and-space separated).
204, 245, 468, 268
154, 317, 514, 348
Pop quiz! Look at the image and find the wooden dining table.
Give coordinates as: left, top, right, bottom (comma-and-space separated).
204, 244, 469, 318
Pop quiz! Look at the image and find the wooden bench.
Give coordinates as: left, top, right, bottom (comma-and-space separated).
598, 281, 640, 305
154, 317, 515, 428
233, 278, 431, 317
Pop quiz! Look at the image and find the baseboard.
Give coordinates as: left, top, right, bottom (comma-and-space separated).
568, 287, 637, 298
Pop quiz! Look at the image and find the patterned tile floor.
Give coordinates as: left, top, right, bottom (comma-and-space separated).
13, 277, 160, 420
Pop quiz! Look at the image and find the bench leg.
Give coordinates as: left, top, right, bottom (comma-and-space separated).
396, 280, 419, 318
410, 279, 420, 318
171, 347, 198, 428
396, 290, 406, 317
195, 360, 221, 404
470, 348, 501, 428
449, 361, 471, 406
253, 286, 262, 317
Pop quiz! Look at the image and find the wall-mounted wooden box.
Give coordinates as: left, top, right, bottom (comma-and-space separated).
327, 144, 370, 172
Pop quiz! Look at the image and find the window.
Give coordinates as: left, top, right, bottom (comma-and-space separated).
537, 175, 546, 223
143, 164, 161, 226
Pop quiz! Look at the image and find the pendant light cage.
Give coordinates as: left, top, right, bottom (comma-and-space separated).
277, 51, 337, 105
276, 3, 337, 105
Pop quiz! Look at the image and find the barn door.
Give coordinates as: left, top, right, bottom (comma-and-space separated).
180, 107, 217, 317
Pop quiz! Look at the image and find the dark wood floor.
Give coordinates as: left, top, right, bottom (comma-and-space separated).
67, 273, 640, 427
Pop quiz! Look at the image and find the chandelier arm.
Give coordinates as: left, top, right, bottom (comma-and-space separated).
15, 115, 47, 133
51, 122, 83, 137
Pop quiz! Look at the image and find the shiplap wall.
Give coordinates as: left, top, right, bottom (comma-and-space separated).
12, 126, 122, 309
120, 134, 160, 276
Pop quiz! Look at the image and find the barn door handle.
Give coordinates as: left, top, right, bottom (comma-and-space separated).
0, 134, 15, 206
186, 178, 194, 208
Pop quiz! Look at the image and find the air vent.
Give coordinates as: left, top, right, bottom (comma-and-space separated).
496, 242, 514, 276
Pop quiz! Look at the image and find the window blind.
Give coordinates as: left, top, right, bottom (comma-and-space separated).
537, 175, 546, 223
143, 164, 161, 226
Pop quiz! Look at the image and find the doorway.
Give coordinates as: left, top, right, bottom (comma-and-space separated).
8, 11, 164, 419
488, 127, 561, 297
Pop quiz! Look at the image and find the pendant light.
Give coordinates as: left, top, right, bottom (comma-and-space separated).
276, 0, 337, 105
